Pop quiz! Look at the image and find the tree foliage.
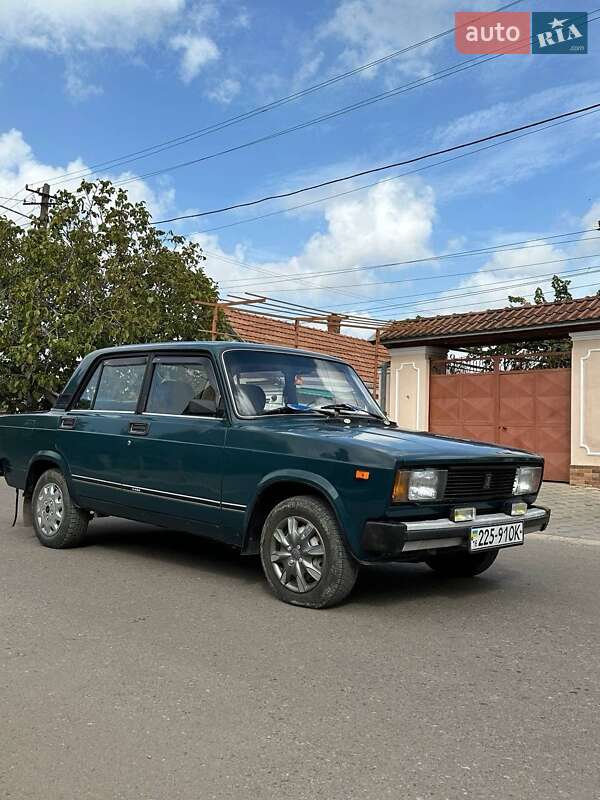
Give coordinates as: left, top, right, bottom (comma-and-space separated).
0, 180, 223, 412
467, 275, 576, 361
508, 274, 574, 308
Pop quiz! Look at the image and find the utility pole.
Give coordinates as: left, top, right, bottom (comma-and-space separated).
23, 183, 53, 225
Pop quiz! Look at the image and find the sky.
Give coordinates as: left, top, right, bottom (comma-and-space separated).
0, 0, 599, 333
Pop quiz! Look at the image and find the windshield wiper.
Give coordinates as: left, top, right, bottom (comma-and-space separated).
263, 404, 335, 417
318, 403, 390, 423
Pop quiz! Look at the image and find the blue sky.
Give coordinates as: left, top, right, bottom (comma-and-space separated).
1, 0, 599, 329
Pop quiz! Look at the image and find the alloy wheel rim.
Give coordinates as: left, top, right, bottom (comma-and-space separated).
36, 482, 64, 537
269, 515, 325, 593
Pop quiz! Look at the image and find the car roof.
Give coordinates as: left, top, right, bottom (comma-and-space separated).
86, 341, 347, 364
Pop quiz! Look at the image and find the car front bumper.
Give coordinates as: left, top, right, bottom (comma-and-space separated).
362, 505, 551, 560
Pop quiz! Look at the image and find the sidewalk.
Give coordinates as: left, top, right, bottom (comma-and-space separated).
537, 482, 600, 542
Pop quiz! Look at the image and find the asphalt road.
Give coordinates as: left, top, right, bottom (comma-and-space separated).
1, 481, 599, 800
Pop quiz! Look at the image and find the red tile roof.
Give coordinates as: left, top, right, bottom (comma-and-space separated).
380, 295, 600, 345
225, 309, 389, 389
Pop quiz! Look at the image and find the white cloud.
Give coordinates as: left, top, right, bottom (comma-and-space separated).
232, 9, 251, 29
0, 129, 175, 224
434, 82, 600, 146
431, 81, 600, 199
0, 1, 231, 97
170, 32, 220, 83
207, 77, 241, 104
64, 66, 103, 101
0, 0, 186, 54
319, 0, 457, 78
581, 202, 600, 240
191, 180, 436, 315
409, 206, 600, 318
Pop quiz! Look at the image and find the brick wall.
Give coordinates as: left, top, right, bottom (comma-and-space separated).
570, 465, 600, 488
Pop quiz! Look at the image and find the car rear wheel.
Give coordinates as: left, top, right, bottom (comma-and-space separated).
32, 469, 89, 549
260, 495, 358, 608
425, 548, 499, 577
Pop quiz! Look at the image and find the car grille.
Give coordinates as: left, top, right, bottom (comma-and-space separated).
443, 466, 517, 502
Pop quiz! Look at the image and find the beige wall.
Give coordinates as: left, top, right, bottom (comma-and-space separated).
570, 330, 600, 468
386, 346, 446, 430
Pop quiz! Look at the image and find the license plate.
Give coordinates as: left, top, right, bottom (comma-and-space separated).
469, 521, 524, 552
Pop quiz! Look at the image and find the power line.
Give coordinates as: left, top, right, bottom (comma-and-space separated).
220, 229, 600, 289
30, 1, 524, 189
336, 241, 600, 295
115, 10, 597, 195
224, 262, 600, 326
112, 7, 577, 192
119, 55, 504, 190
194, 108, 600, 237
225, 238, 600, 295
226, 294, 390, 325
246, 260, 600, 324
387, 279, 600, 320
0, 203, 31, 220
214, 235, 585, 286
153, 102, 600, 224
344, 260, 600, 316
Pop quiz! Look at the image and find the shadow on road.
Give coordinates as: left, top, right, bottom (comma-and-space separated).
82, 516, 501, 606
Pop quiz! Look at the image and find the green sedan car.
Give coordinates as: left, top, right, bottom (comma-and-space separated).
0, 342, 550, 607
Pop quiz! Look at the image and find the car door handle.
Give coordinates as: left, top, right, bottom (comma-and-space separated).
60, 416, 76, 429
129, 421, 150, 436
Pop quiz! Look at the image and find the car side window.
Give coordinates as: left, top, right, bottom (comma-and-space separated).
74, 357, 147, 412
145, 357, 222, 417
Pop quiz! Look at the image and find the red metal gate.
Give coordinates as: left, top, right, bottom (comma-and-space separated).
429, 353, 571, 482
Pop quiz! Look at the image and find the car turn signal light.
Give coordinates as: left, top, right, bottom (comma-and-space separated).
392, 470, 410, 502
355, 469, 370, 480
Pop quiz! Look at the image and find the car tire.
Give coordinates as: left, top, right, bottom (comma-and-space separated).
32, 469, 89, 549
425, 548, 499, 577
260, 495, 358, 608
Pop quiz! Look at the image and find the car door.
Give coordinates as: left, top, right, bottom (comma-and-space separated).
125, 353, 227, 537
57, 354, 149, 514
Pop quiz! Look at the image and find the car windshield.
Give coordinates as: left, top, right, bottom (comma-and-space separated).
223, 349, 385, 419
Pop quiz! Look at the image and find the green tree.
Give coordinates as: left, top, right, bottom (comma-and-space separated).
465, 274, 575, 364
508, 274, 573, 308
0, 180, 224, 412
508, 275, 573, 308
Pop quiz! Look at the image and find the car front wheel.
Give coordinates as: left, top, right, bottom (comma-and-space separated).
425, 548, 499, 577
260, 495, 358, 608
32, 469, 89, 549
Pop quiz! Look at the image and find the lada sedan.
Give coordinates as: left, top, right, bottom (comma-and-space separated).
0, 343, 549, 607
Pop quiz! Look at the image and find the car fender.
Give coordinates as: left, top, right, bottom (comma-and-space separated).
25, 450, 77, 498
242, 468, 354, 554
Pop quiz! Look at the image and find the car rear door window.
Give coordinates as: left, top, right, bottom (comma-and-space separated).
75, 357, 147, 412
145, 357, 221, 417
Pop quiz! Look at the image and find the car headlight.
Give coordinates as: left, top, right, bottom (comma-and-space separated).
392, 468, 447, 502
513, 466, 543, 495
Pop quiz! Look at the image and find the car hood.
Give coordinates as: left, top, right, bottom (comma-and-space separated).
252, 417, 541, 466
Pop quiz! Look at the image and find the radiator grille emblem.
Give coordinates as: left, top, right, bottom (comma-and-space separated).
483, 473, 493, 491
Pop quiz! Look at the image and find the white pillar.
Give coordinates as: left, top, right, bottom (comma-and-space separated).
386, 346, 447, 430
570, 331, 600, 487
